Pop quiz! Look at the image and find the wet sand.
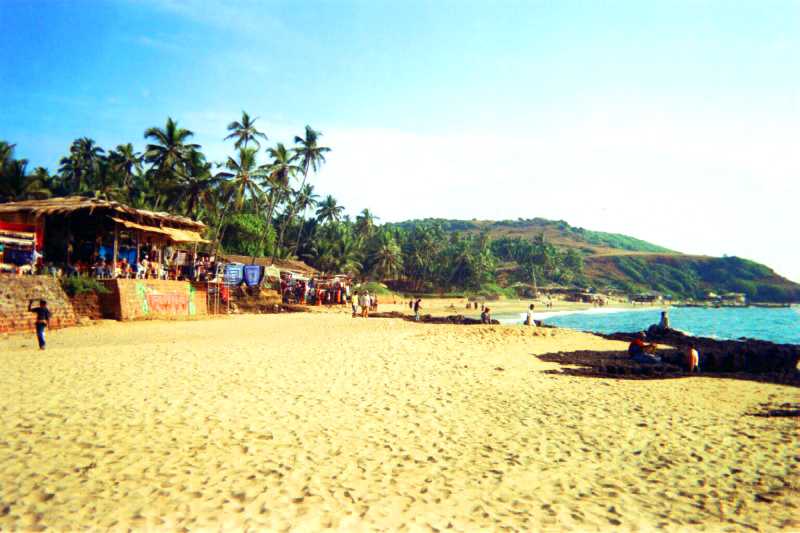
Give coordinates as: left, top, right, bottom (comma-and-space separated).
0, 314, 797, 531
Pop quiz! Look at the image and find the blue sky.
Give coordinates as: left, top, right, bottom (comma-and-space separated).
1, 0, 799, 281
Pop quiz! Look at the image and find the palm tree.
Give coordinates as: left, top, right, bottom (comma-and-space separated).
370, 230, 402, 280
293, 125, 330, 180
216, 146, 267, 210
305, 223, 362, 275
225, 111, 268, 150
258, 143, 297, 252
26, 167, 54, 199
108, 143, 142, 190
0, 141, 13, 166
355, 208, 379, 239
58, 137, 105, 194
276, 126, 331, 250
315, 195, 344, 225
290, 183, 319, 257
144, 118, 200, 206
181, 152, 220, 220
0, 146, 29, 202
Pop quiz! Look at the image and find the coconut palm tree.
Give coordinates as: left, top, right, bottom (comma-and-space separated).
108, 143, 142, 190
26, 167, 54, 199
180, 152, 220, 220
216, 146, 267, 210
264, 143, 296, 212
293, 125, 330, 180
370, 230, 402, 280
355, 208, 379, 240
58, 137, 105, 193
276, 126, 331, 249
0, 147, 29, 202
225, 111, 268, 150
315, 195, 344, 225
144, 118, 200, 204
290, 183, 319, 257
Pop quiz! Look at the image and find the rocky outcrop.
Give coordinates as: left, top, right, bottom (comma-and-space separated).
369, 311, 500, 325
602, 328, 800, 374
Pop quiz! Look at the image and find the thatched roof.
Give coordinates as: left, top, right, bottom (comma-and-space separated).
222, 254, 318, 275
0, 197, 206, 231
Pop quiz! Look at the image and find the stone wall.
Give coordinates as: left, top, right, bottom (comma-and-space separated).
102, 279, 208, 320
0, 274, 77, 333
70, 291, 103, 320
0, 276, 209, 333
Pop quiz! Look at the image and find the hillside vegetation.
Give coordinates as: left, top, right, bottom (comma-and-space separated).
393, 218, 800, 303
393, 218, 673, 255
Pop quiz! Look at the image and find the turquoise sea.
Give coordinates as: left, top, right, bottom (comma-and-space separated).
496, 306, 800, 345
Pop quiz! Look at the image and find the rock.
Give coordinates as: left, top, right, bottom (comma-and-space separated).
367, 311, 499, 325
602, 328, 800, 374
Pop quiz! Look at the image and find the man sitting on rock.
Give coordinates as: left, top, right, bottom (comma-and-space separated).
628, 332, 661, 364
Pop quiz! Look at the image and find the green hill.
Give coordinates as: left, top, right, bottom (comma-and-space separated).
392, 218, 800, 302
392, 218, 673, 255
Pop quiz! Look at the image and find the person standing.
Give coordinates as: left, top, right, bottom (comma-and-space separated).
361, 291, 371, 318
413, 298, 422, 321
28, 299, 51, 350
685, 344, 700, 372
525, 304, 536, 326
659, 310, 670, 330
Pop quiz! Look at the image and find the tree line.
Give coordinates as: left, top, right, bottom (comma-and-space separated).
0, 112, 585, 292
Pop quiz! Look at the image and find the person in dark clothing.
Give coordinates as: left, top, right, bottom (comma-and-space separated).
413, 298, 422, 321
28, 299, 51, 350
628, 332, 660, 364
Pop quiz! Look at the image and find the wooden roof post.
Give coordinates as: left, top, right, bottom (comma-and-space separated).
112, 221, 119, 278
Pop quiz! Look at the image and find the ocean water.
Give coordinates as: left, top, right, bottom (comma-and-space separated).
496, 306, 800, 345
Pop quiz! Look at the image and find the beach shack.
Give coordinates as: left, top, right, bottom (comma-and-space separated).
0, 197, 213, 321
0, 197, 208, 276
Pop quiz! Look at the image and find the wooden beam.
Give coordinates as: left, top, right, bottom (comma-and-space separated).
112, 222, 119, 278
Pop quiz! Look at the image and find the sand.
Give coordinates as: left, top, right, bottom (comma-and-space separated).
0, 313, 797, 531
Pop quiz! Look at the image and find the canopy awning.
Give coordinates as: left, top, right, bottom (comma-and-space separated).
160, 226, 210, 244
111, 217, 209, 243
0, 236, 34, 247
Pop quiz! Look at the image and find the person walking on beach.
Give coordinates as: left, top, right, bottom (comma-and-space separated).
525, 304, 536, 327
413, 298, 422, 321
360, 291, 371, 318
28, 299, 51, 350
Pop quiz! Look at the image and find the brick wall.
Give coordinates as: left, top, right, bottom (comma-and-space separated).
103, 279, 208, 320
0, 274, 77, 333
70, 291, 103, 320
0, 276, 210, 333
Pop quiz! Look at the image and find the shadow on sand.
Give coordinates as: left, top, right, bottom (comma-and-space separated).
536, 349, 800, 388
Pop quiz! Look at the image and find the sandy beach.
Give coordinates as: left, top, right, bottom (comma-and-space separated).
0, 313, 797, 531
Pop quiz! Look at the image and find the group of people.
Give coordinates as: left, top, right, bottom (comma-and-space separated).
54, 250, 217, 282
627, 332, 700, 371
352, 290, 378, 317
281, 279, 353, 306
627, 311, 701, 372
